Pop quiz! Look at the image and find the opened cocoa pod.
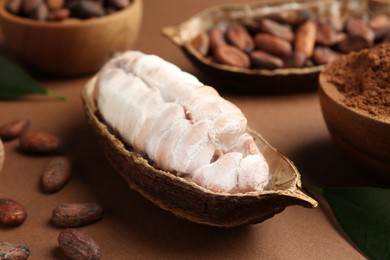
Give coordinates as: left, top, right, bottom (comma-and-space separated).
81, 51, 317, 227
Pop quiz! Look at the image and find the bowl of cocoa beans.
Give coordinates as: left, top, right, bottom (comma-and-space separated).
0, 0, 142, 75
163, 0, 390, 93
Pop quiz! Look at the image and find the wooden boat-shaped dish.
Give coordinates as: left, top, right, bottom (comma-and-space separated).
82, 77, 317, 227
162, 0, 389, 93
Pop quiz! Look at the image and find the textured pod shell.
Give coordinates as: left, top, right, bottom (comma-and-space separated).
82, 77, 317, 227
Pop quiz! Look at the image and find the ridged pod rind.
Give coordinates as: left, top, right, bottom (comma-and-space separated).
81, 77, 317, 227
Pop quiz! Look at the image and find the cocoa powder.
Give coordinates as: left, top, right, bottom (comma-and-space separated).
324, 43, 390, 119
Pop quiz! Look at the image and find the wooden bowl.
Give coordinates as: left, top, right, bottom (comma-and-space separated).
319, 72, 390, 177
162, 0, 388, 93
0, 0, 143, 76
81, 77, 317, 227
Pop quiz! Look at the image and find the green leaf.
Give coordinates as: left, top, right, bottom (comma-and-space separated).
0, 56, 65, 100
311, 186, 390, 260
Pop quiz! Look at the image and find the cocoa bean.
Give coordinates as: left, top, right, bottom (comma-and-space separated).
58, 229, 101, 260
254, 33, 292, 58
29, 2, 48, 21
46, 0, 63, 10
67, 0, 105, 19
312, 47, 340, 65
0, 199, 27, 226
48, 8, 70, 21
226, 23, 254, 53
214, 45, 250, 68
52, 203, 103, 227
315, 21, 345, 46
0, 241, 30, 260
22, 0, 42, 14
369, 14, 390, 39
345, 18, 375, 44
19, 130, 62, 154
250, 51, 283, 69
208, 28, 227, 51
190, 32, 209, 56
240, 18, 259, 35
337, 35, 371, 53
41, 157, 72, 193
258, 18, 294, 42
283, 51, 306, 68
0, 119, 30, 141
294, 21, 317, 58
6, 0, 22, 14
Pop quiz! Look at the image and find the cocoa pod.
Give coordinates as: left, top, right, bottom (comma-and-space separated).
52, 203, 103, 227
312, 47, 340, 65
254, 33, 292, 58
337, 35, 371, 53
294, 21, 317, 58
283, 51, 306, 68
6, 0, 22, 14
369, 14, 390, 39
0, 241, 30, 260
0, 198, 27, 226
226, 23, 254, 53
66, 0, 105, 19
249, 51, 283, 69
258, 18, 294, 42
48, 8, 70, 21
315, 21, 345, 46
214, 45, 250, 68
41, 157, 72, 193
19, 130, 62, 154
345, 18, 375, 44
58, 229, 101, 260
0, 119, 30, 141
46, 0, 63, 10
208, 28, 227, 51
190, 32, 209, 56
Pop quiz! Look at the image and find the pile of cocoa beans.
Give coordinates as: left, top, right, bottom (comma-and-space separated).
191, 10, 390, 70
6, 0, 132, 21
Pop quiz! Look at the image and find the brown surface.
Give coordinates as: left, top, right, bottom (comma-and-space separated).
0, 0, 387, 259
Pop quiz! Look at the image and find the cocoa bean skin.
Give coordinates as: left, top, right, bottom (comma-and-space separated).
190, 32, 209, 56
0, 241, 30, 260
250, 51, 284, 69
0, 119, 30, 141
214, 45, 250, 68
58, 229, 101, 260
19, 131, 62, 154
41, 157, 72, 193
226, 23, 254, 53
0, 199, 27, 226
294, 21, 317, 58
258, 18, 294, 42
254, 33, 292, 58
52, 203, 103, 227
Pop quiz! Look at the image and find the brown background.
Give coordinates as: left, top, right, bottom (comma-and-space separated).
0, 0, 385, 259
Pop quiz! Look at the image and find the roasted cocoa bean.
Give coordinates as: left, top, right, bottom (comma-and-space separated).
254, 33, 292, 58
58, 229, 101, 260
250, 51, 283, 69
345, 18, 375, 44
294, 21, 317, 58
29, 3, 48, 21
315, 21, 345, 46
208, 28, 227, 51
48, 8, 70, 21
0, 119, 30, 141
46, 0, 63, 10
0, 241, 30, 260
283, 51, 306, 68
214, 45, 250, 68
66, 0, 105, 19
190, 32, 209, 56
52, 203, 103, 227
312, 47, 340, 65
258, 18, 294, 42
226, 23, 254, 53
41, 157, 72, 193
369, 14, 390, 39
337, 35, 371, 53
6, 0, 22, 14
19, 130, 62, 154
0, 199, 27, 226
240, 18, 259, 35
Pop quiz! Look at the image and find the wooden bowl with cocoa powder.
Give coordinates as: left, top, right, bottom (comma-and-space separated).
0, 0, 142, 76
162, 0, 390, 93
319, 43, 390, 177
